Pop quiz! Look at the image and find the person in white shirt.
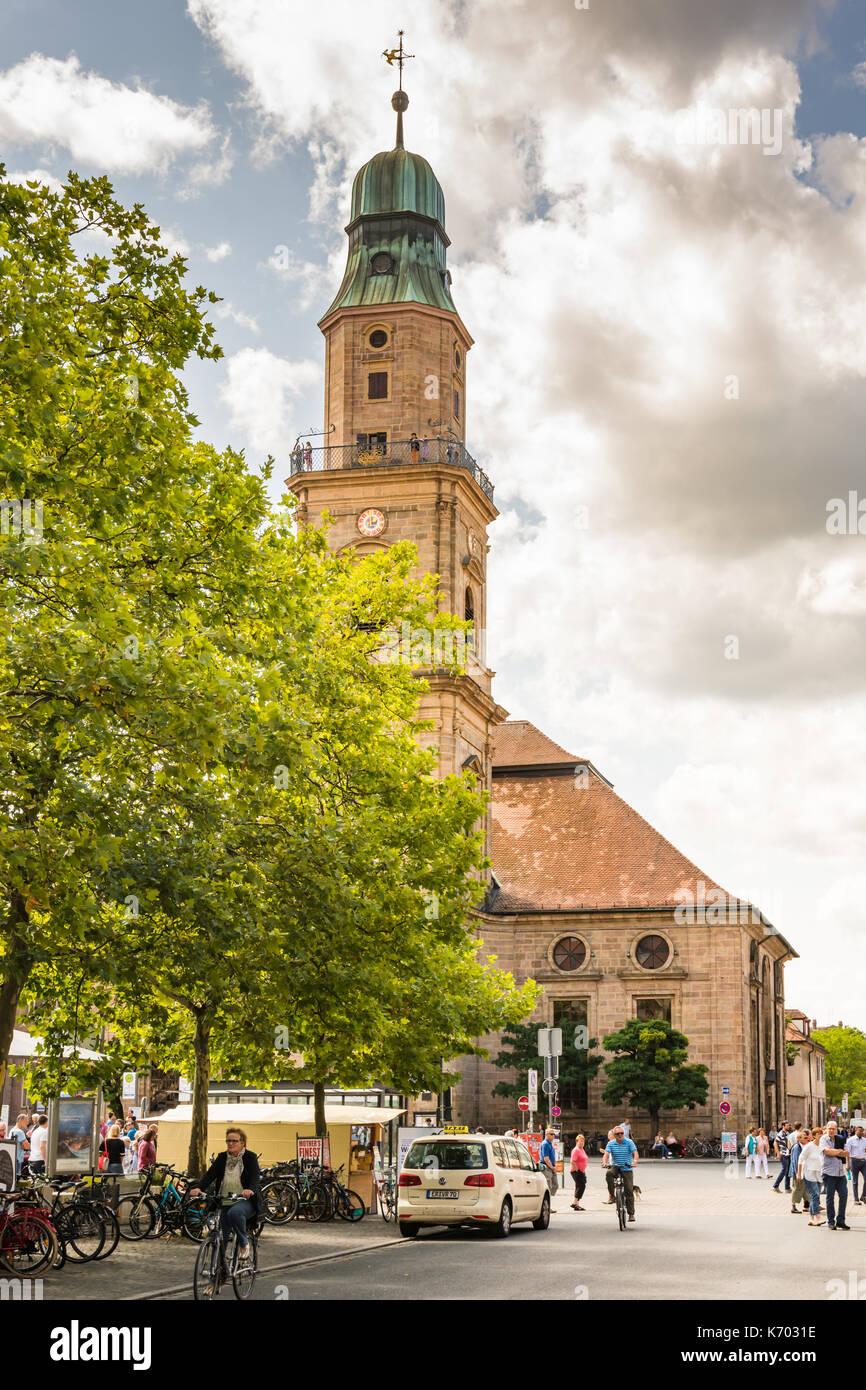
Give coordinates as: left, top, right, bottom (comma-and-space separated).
29, 1114, 49, 1175
797, 1126, 826, 1226
621, 1120, 632, 1141
845, 1126, 866, 1205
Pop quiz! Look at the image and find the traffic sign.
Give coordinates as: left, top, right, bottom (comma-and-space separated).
542, 1077, 558, 1096
721, 1086, 730, 1096
719, 1100, 731, 1116
551, 1105, 562, 1118
537, 1027, 563, 1058
518, 1096, 530, 1112
528, 1068, 538, 1108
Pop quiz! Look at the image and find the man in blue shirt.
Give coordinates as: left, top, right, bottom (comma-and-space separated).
539, 1128, 558, 1196
604, 1125, 639, 1221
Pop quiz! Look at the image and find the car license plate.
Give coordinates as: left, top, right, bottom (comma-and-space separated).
426, 1189, 459, 1199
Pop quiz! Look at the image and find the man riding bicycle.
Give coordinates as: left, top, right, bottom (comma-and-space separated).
603, 1124, 639, 1223
189, 1127, 264, 1262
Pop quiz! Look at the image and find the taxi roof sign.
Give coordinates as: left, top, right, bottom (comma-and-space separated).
440, 1124, 469, 1134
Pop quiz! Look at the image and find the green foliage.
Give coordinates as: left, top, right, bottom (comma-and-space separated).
491, 1020, 602, 1113
811, 1026, 866, 1108
601, 1018, 708, 1130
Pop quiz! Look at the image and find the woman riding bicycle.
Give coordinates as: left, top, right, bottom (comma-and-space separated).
189, 1127, 264, 1263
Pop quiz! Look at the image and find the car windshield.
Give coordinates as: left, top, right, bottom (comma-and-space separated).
404, 1141, 488, 1171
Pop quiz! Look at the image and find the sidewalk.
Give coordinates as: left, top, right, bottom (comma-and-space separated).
38, 1213, 404, 1301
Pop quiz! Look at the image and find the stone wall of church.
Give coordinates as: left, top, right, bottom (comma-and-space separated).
452, 910, 786, 1141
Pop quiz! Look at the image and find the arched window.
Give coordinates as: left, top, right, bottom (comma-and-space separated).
464, 586, 475, 622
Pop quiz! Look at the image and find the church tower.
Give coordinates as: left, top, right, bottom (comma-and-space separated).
286, 58, 507, 841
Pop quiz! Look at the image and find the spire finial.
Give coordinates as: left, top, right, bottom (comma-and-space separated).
383, 29, 414, 148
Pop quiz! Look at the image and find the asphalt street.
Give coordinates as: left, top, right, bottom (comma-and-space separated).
165, 1160, 866, 1302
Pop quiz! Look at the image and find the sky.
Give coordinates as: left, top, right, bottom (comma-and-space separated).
2, 0, 865, 1028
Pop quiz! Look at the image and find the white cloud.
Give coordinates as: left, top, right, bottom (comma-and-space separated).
220, 348, 321, 458
204, 240, 232, 262
7, 166, 64, 193
0, 53, 216, 174
213, 301, 259, 333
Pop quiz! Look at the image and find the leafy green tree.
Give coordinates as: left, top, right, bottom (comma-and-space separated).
0, 167, 266, 1095
811, 1026, 866, 1109
491, 1020, 602, 1120
601, 1019, 708, 1136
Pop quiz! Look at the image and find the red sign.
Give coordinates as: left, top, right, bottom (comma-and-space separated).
719, 1100, 731, 1116
551, 1105, 562, 1118
521, 1132, 542, 1162
517, 1096, 530, 1112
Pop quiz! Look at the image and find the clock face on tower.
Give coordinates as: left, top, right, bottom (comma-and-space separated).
357, 507, 386, 538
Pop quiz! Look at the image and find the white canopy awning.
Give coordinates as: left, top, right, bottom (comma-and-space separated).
153, 1102, 405, 1127
10, 1029, 104, 1062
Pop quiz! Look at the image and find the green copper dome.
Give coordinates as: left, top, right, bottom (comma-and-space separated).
350, 147, 446, 227
319, 104, 458, 322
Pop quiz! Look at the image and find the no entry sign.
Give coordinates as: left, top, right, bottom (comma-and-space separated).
518, 1096, 530, 1112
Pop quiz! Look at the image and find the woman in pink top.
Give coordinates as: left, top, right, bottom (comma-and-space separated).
137, 1126, 157, 1171
570, 1134, 588, 1211
755, 1128, 770, 1179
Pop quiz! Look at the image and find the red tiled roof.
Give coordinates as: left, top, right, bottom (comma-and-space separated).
492, 720, 581, 768
489, 721, 728, 912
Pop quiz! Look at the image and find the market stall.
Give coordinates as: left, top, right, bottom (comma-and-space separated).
151, 1102, 404, 1212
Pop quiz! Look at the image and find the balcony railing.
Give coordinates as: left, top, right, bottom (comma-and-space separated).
287, 437, 494, 501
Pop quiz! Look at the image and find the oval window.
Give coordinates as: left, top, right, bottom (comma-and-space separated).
635, 935, 670, 970
552, 936, 587, 972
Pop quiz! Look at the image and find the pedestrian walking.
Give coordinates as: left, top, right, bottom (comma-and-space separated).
8, 1113, 30, 1176
798, 1127, 826, 1225
28, 1114, 49, 1176
755, 1128, 770, 1178
540, 1128, 558, 1197
570, 1133, 588, 1210
137, 1127, 158, 1172
773, 1121, 793, 1193
744, 1126, 758, 1177
820, 1121, 850, 1230
789, 1129, 809, 1213
845, 1125, 866, 1204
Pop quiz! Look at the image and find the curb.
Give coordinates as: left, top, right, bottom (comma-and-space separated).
124, 1235, 406, 1301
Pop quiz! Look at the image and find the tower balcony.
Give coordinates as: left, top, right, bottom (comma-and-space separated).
288, 436, 494, 501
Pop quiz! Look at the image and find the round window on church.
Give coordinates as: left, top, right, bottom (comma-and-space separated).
635, 935, 670, 970
368, 328, 388, 349
552, 936, 587, 972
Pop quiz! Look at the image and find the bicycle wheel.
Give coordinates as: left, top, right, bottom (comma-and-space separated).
335, 1188, 366, 1222
117, 1193, 157, 1240
616, 1184, 627, 1231
261, 1178, 298, 1225
54, 1204, 105, 1262
182, 1195, 209, 1243
93, 1205, 120, 1260
378, 1188, 395, 1222
230, 1231, 258, 1300
300, 1182, 330, 1222
0, 1211, 58, 1275
193, 1233, 222, 1301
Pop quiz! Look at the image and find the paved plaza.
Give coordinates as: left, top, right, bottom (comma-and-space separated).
34, 1159, 866, 1302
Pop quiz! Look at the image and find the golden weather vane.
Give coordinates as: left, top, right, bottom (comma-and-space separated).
382, 29, 415, 91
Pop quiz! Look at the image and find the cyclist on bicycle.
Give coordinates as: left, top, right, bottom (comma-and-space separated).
602, 1125, 639, 1223
189, 1127, 264, 1262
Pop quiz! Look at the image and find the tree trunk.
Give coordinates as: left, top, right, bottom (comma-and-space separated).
649, 1107, 659, 1139
187, 1010, 211, 1176
0, 896, 31, 1101
314, 1079, 327, 1139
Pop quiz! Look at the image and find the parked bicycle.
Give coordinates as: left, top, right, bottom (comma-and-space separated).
0, 1190, 59, 1274
373, 1163, 397, 1222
